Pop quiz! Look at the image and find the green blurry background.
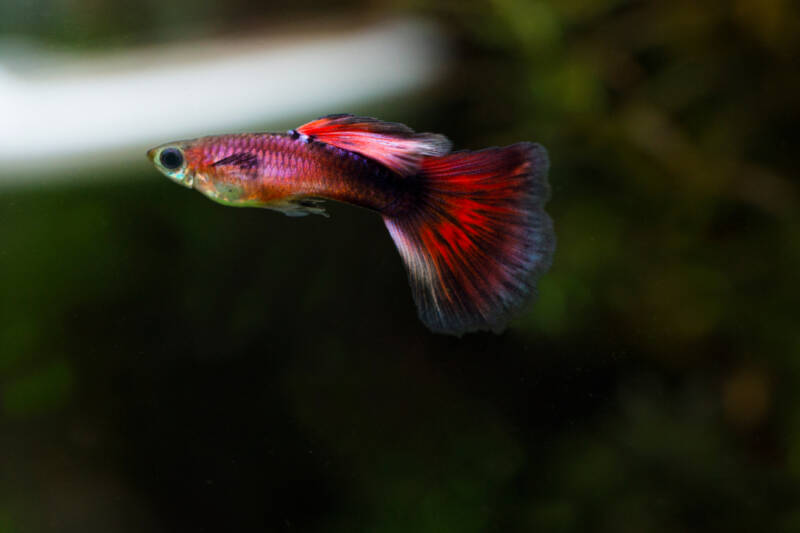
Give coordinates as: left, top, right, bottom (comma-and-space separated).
2, 1, 799, 532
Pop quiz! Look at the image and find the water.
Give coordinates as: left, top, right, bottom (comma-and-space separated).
1, 2, 798, 532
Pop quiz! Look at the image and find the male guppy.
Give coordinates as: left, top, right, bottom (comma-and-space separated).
148, 115, 555, 335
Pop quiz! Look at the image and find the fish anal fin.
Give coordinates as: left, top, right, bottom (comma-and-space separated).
296, 114, 451, 176
267, 197, 329, 218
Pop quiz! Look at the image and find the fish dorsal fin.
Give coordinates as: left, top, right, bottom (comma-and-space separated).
296, 114, 452, 176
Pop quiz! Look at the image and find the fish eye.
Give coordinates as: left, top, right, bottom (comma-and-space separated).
160, 147, 184, 170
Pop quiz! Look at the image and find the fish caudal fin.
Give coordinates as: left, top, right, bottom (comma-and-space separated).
297, 114, 451, 176
383, 143, 555, 335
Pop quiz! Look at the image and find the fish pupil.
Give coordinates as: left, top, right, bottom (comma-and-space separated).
160, 148, 183, 170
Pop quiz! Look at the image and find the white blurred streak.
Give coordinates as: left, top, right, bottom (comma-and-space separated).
0, 19, 447, 180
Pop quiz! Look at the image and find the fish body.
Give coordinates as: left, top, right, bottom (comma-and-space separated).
150, 131, 414, 216
148, 115, 555, 335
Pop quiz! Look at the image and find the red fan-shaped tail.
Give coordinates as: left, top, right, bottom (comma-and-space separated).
383, 143, 554, 335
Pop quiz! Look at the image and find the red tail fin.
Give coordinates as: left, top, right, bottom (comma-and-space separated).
384, 143, 554, 335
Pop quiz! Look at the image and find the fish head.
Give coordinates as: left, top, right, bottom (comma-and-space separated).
148, 135, 266, 208
147, 141, 196, 188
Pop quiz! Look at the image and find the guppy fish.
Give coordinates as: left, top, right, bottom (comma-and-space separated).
148, 115, 554, 335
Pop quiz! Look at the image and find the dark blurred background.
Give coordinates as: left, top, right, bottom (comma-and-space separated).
1, 1, 799, 532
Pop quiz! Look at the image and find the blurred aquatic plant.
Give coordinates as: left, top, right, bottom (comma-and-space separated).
2, 360, 73, 417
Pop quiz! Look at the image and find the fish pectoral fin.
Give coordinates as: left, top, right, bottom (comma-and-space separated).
211, 152, 259, 169
268, 198, 329, 218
